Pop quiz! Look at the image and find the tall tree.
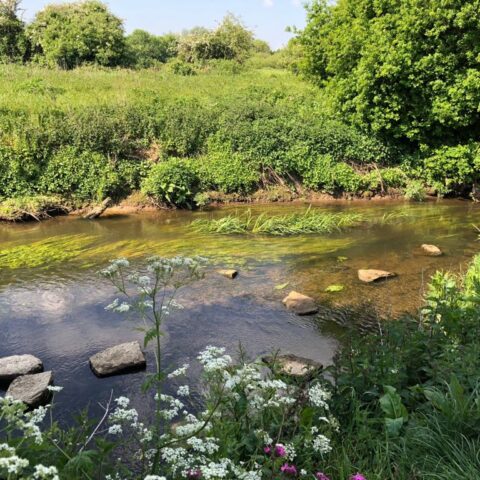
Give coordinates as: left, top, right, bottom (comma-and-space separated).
0, 0, 27, 62
28, 0, 126, 69
298, 0, 480, 146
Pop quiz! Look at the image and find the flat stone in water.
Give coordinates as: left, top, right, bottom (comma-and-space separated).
263, 354, 322, 378
6, 371, 53, 407
89, 341, 146, 378
421, 244, 443, 256
217, 269, 238, 279
358, 269, 396, 283
282, 291, 318, 315
0, 354, 43, 386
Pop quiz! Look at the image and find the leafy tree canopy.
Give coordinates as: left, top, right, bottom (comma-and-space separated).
125, 29, 177, 68
298, 0, 480, 146
0, 0, 27, 62
28, 0, 126, 69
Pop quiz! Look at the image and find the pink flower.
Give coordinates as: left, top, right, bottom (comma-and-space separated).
187, 470, 202, 479
315, 473, 331, 480
280, 463, 297, 476
350, 474, 367, 480
274, 443, 287, 457
264, 445, 272, 455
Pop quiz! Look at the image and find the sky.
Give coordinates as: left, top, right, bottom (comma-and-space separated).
19, 0, 308, 50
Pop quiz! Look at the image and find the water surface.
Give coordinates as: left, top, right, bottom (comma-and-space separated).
0, 201, 478, 417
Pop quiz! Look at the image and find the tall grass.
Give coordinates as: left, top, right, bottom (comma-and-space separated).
191, 208, 364, 235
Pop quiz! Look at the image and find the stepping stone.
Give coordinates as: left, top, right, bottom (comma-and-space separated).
0, 354, 43, 386
89, 341, 146, 378
282, 291, 318, 315
6, 371, 53, 408
263, 354, 322, 378
358, 269, 396, 283
217, 269, 238, 279
421, 244, 443, 256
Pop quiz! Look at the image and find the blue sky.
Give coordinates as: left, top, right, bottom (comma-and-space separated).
19, 0, 308, 50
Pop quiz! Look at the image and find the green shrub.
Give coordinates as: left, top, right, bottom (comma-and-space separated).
165, 58, 197, 76
39, 147, 124, 202
197, 140, 260, 194
141, 158, 198, 207
404, 179, 426, 201
423, 144, 479, 196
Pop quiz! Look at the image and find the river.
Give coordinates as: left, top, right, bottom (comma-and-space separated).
0, 200, 478, 418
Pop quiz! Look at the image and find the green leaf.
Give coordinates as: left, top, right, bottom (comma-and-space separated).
325, 284, 344, 293
274, 282, 289, 290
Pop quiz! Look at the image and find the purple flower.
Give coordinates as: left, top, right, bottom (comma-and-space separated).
187, 469, 202, 479
264, 445, 272, 455
274, 443, 287, 457
350, 474, 367, 480
280, 463, 297, 476
315, 473, 331, 480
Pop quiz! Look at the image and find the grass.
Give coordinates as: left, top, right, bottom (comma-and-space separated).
0, 195, 68, 221
0, 64, 317, 113
191, 208, 413, 236
191, 208, 364, 235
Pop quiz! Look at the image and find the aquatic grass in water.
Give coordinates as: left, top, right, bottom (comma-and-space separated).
191, 209, 364, 236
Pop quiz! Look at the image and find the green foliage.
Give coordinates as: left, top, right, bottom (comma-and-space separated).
404, 179, 426, 201
178, 14, 254, 63
423, 144, 480, 196
28, 0, 126, 69
125, 30, 177, 68
299, 0, 480, 146
39, 147, 132, 202
0, 195, 66, 221
141, 158, 199, 207
0, 0, 28, 62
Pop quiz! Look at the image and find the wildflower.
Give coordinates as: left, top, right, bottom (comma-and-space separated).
312, 435, 332, 454
280, 463, 297, 475
115, 396, 130, 408
33, 464, 59, 480
274, 443, 287, 457
168, 364, 189, 378
108, 424, 122, 435
350, 475, 367, 480
315, 473, 331, 480
264, 445, 272, 455
187, 469, 202, 479
144, 476, 167, 480
177, 385, 190, 397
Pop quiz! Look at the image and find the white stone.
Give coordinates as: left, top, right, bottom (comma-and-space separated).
89, 341, 146, 377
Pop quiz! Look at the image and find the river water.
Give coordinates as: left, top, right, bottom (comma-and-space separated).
0, 200, 478, 418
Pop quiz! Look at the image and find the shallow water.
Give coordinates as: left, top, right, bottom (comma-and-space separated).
0, 200, 479, 417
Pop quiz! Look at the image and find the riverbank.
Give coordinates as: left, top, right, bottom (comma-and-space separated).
0, 188, 443, 223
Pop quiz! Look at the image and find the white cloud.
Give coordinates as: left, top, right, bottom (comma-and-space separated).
263, 0, 274, 7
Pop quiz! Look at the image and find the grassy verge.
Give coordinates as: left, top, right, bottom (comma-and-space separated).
0, 196, 68, 221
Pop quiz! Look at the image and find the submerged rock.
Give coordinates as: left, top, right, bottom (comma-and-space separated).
6, 371, 53, 407
217, 269, 238, 279
282, 291, 318, 315
0, 354, 43, 386
421, 244, 443, 256
358, 269, 396, 283
263, 354, 322, 378
89, 341, 146, 378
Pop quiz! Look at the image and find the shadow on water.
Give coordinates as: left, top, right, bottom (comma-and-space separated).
0, 200, 479, 418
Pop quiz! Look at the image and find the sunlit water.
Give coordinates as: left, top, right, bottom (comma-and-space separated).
0, 200, 479, 419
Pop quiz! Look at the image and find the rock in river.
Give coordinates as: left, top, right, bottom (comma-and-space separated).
6, 371, 53, 408
282, 291, 318, 315
217, 269, 238, 279
421, 244, 443, 256
89, 341, 146, 378
358, 269, 396, 283
263, 354, 322, 378
0, 354, 43, 386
